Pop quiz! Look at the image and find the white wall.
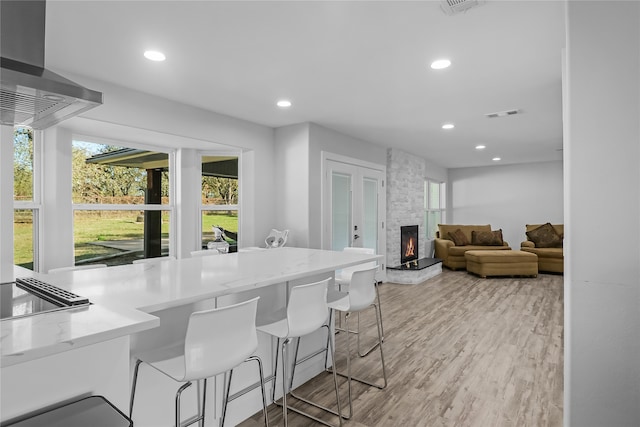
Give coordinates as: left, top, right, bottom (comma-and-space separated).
273, 122, 387, 249
58, 72, 277, 248
565, 2, 640, 426
425, 157, 447, 184
274, 123, 311, 248
448, 161, 563, 248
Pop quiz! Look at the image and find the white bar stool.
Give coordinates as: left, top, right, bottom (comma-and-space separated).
48, 264, 107, 274
257, 279, 342, 427
326, 266, 387, 418
129, 297, 268, 427
336, 247, 385, 356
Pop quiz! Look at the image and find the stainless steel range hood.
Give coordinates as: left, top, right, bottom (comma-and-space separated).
1, 0, 103, 130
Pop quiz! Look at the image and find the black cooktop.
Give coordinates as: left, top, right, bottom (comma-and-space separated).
0, 278, 90, 320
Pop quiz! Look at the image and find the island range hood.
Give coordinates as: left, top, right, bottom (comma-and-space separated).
1, 0, 103, 130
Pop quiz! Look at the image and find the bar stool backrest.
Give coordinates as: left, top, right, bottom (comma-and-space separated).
286, 279, 330, 337
346, 266, 378, 312
339, 247, 377, 280
183, 297, 260, 381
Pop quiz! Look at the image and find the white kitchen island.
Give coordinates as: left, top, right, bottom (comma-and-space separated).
1, 247, 381, 426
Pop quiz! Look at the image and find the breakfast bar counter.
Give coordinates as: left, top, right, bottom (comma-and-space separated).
1, 247, 381, 425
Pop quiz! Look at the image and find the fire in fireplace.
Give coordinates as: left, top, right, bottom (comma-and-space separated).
401, 225, 419, 264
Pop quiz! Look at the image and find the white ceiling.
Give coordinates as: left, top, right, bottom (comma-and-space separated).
44, 0, 566, 168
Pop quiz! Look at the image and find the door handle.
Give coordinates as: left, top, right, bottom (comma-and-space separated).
354, 234, 360, 240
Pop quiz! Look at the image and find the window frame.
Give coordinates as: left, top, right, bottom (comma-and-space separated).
13, 128, 42, 271
424, 178, 446, 240
70, 137, 176, 263
198, 151, 240, 251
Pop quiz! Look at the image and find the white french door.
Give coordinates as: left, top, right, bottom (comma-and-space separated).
323, 155, 386, 272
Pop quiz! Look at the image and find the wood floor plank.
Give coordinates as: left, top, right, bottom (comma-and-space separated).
239, 270, 563, 426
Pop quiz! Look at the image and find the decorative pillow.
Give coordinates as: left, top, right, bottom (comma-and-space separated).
471, 229, 504, 246
448, 229, 469, 246
526, 223, 562, 248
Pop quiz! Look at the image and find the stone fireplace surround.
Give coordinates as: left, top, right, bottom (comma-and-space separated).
385, 148, 443, 284
386, 148, 428, 267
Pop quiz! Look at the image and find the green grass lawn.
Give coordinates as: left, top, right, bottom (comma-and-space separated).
14, 211, 238, 268
14, 221, 34, 269
202, 211, 238, 242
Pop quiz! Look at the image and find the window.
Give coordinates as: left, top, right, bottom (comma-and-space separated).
72, 140, 173, 265
14, 127, 40, 270
424, 179, 446, 240
200, 155, 238, 251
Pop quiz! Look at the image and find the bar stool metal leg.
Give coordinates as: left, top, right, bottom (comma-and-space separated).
325, 294, 388, 420
221, 370, 234, 426
250, 356, 270, 427
288, 324, 343, 425
129, 359, 143, 418
357, 283, 385, 357
281, 337, 290, 427
200, 379, 207, 427
221, 357, 269, 427
339, 304, 387, 389
175, 381, 193, 427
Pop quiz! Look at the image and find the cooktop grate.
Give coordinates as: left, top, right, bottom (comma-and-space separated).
16, 277, 89, 306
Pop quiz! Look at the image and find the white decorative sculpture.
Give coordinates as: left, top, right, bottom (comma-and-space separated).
207, 226, 230, 253
265, 229, 289, 249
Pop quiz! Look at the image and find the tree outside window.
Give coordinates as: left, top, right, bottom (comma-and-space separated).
72, 141, 172, 265
14, 127, 39, 270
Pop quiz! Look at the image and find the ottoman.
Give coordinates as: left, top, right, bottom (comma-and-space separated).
464, 250, 538, 278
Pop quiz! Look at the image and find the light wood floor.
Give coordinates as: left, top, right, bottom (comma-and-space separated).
240, 270, 563, 427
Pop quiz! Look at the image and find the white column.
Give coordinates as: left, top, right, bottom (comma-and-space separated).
0, 125, 15, 282
40, 127, 74, 273
565, 2, 640, 426
175, 148, 200, 258
238, 149, 256, 248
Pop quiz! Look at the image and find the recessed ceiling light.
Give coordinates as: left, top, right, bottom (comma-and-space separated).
441, 123, 455, 130
144, 50, 166, 61
475, 145, 486, 150
276, 99, 292, 108
492, 157, 501, 161
430, 59, 451, 70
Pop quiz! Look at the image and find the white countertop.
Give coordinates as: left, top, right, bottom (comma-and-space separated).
1, 304, 159, 367
1, 247, 380, 366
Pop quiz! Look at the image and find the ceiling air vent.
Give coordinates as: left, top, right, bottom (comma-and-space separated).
440, 0, 485, 16
485, 109, 521, 118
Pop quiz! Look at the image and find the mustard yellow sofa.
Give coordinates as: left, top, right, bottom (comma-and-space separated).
434, 224, 511, 270
520, 223, 564, 274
